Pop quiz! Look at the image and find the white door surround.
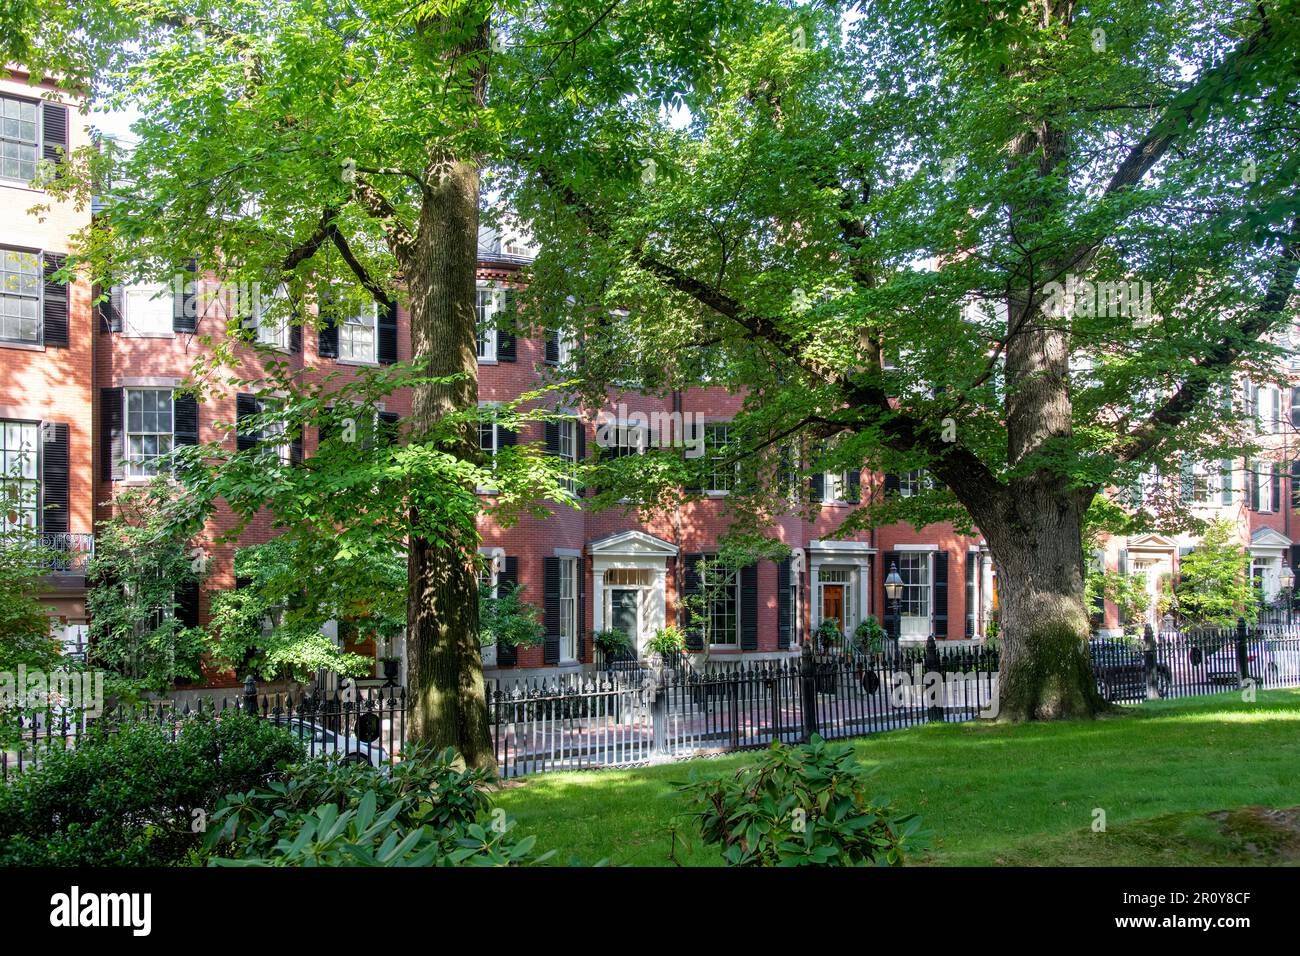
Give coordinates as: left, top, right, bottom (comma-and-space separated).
1249, 527, 1292, 604
807, 540, 874, 635
589, 530, 678, 656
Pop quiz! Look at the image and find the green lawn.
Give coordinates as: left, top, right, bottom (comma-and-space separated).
494, 689, 1300, 866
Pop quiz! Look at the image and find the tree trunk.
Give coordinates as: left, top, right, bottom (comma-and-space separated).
977, 484, 1104, 721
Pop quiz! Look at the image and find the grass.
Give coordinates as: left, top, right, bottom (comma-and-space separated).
494, 688, 1300, 866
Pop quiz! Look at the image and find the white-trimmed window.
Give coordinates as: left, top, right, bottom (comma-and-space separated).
260, 397, 291, 464
707, 569, 740, 647
253, 285, 291, 350
897, 553, 931, 638
339, 301, 377, 363
0, 96, 39, 183
0, 419, 39, 531
0, 247, 41, 344
559, 557, 577, 661
557, 418, 577, 493
123, 281, 174, 337
705, 423, 736, 493
899, 469, 929, 497
823, 469, 859, 504
475, 285, 499, 361
125, 388, 174, 477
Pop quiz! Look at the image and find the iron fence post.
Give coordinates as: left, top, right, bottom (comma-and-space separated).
799, 642, 818, 741
1235, 616, 1250, 690
925, 634, 943, 722
651, 669, 668, 758
242, 674, 258, 716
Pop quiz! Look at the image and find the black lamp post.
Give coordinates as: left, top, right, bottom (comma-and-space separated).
1281, 564, 1295, 626
884, 563, 904, 658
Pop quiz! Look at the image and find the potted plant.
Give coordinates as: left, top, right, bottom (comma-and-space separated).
646, 625, 686, 666
379, 655, 401, 682
594, 628, 634, 665
853, 616, 887, 656
815, 617, 843, 654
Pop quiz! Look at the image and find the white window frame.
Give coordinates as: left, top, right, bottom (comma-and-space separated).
707, 570, 740, 648
557, 417, 577, 493
899, 469, 928, 498
1258, 461, 1275, 514
896, 553, 931, 638
124, 387, 175, 478
338, 300, 378, 364
0, 94, 40, 184
0, 247, 42, 345
475, 284, 500, 362
705, 423, 736, 494
0, 419, 39, 531
559, 557, 577, 661
477, 401, 500, 494
253, 284, 291, 350
122, 281, 175, 338
258, 396, 291, 465
823, 469, 856, 504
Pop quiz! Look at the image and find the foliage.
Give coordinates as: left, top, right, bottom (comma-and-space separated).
205, 744, 551, 867
646, 625, 686, 657
478, 581, 546, 649
0, 712, 302, 866
1175, 520, 1259, 628
0, 479, 64, 684
85, 481, 208, 693
815, 617, 843, 651
674, 734, 924, 866
206, 537, 399, 681
854, 616, 887, 655
1088, 570, 1152, 633
593, 627, 633, 656
683, 536, 791, 652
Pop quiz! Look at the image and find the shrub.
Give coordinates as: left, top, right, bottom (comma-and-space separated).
593, 628, 632, 656
853, 617, 888, 654
205, 743, 551, 867
0, 712, 302, 866
675, 735, 924, 866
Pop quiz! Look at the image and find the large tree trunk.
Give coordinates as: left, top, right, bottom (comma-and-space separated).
977, 483, 1104, 721
403, 15, 494, 768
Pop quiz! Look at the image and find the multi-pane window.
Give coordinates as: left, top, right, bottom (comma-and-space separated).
896, 553, 930, 637
1190, 462, 1213, 504
259, 398, 291, 464
824, 470, 857, 503
606, 424, 647, 460
546, 328, 573, 366
899, 470, 928, 497
125, 389, 173, 477
0, 247, 41, 344
559, 557, 577, 661
707, 570, 739, 646
475, 286, 498, 360
254, 286, 290, 349
705, 423, 735, 493
1257, 460, 1275, 513
339, 302, 376, 363
0, 420, 39, 531
558, 418, 577, 492
123, 282, 173, 337
0, 96, 39, 183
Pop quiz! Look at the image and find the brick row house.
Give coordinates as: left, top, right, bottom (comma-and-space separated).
5, 78, 1298, 688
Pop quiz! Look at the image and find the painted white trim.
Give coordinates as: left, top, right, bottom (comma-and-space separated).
894, 543, 938, 552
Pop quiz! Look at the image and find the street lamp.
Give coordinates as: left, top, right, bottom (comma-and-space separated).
884, 563, 904, 653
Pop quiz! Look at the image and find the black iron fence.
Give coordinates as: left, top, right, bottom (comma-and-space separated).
1, 680, 405, 781
7, 622, 1298, 783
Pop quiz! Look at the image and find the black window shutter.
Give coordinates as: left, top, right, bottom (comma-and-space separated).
1292, 461, 1300, 511
173, 393, 199, 446
41, 103, 68, 167
377, 300, 398, 365
544, 330, 560, 364
318, 291, 339, 358
881, 551, 900, 640
96, 283, 123, 332
376, 410, 400, 448
496, 557, 519, 666
682, 553, 704, 651
1221, 459, 1234, 505
176, 579, 201, 629
544, 420, 560, 455
932, 551, 949, 638
289, 322, 302, 354
290, 430, 304, 465
42, 253, 69, 347
543, 556, 561, 664
740, 562, 758, 651
1249, 462, 1259, 512
236, 393, 262, 450
40, 422, 69, 533
497, 290, 517, 362
809, 472, 825, 503
776, 558, 792, 648
1292, 389, 1300, 429
174, 259, 198, 332
497, 330, 516, 362
101, 387, 123, 480
496, 422, 517, 448
1272, 462, 1281, 513
884, 473, 900, 497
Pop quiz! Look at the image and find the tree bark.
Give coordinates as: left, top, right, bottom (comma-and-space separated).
401, 16, 495, 769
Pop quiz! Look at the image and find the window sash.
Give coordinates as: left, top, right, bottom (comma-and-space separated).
559, 558, 577, 660
705, 424, 735, 492
339, 303, 377, 362
475, 287, 498, 360
0, 419, 39, 531
0, 96, 39, 183
707, 572, 739, 646
897, 554, 930, 620
123, 282, 173, 337
0, 247, 41, 344
125, 389, 174, 477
